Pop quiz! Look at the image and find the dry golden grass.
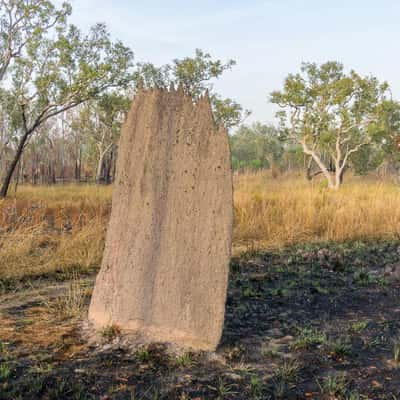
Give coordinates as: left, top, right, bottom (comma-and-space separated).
234, 172, 400, 249
46, 276, 90, 319
0, 185, 111, 281
1, 173, 399, 281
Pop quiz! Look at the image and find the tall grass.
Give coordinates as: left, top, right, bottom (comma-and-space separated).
1, 173, 399, 281
234, 172, 400, 249
0, 185, 111, 280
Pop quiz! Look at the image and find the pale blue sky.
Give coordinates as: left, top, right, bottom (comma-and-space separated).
69, 0, 400, 124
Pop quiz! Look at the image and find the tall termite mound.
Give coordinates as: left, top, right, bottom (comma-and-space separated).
88, 87, 233, 351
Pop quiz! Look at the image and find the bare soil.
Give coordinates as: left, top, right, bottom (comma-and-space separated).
1, 240, 400, 399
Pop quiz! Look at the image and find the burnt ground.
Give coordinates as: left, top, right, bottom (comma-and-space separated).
1, 240, 400, 399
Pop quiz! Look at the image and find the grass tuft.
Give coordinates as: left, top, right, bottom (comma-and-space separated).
47, 277, 88, 319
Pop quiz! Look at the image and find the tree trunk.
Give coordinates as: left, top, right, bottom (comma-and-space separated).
104, 147, 114, 184
0, 129, 31, 198
306, 156, 313, 181
75, 147, 82, 182
96, 152, 105, 184
300, 141, 335, 189
111, 152, 117, 182
96, 143, 113, 184
339, 167, 347, 185
333, 157, 348, 190
0, 51, 11, 82
14, 159, 23, 194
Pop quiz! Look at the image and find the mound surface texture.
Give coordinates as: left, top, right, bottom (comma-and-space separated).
89, 88, 233, 351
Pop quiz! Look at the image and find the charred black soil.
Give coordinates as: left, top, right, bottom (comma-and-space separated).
1, 240, 400, 399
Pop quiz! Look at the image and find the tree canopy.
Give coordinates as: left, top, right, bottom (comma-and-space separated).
0, 0, 71, 81
134, 49, 250, 128
271, 61, 391, 189
0, 0, 134, 197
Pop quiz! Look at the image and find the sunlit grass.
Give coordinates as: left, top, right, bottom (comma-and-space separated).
234, 171, 400, 249
0, 184, 110, 280
15, 184, 112, 204
1, 172, 399, 281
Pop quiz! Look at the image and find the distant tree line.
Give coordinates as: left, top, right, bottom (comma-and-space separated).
229, 120, 388, 180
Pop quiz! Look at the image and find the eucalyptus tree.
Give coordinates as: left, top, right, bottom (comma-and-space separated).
271, 61, 390, 189
0, 13, 134, 197
135, 49, 250, 129
0, 0, 71, 81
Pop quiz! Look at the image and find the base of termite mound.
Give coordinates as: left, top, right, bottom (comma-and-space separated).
81, 320, 224, 360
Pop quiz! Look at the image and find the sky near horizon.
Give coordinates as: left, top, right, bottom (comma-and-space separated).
69, 0, 400, 124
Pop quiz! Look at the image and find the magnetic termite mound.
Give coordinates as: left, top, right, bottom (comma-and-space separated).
88, 86, 233, 351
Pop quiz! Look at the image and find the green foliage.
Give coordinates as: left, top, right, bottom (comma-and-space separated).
0, 0, 134, 196
173, 352, 196, 368
294, 327, 327, 349
211, 94, 251, 128
230, 122, 283, 170
173, 48, 235, 98
135, 348, 150, 363
350, 145, 384, 175
327, 337, 353, 357
0, 0, 72, 81
1, 0, 134, 134
211, 378, 237, 399
350, 320, 369, 332
271, 61, 392, 188
0, 363, 12, 380
134, 49, 249, 128
5, 21, 134, 127
375, 100, 400, 162
249, 374, 263, 398
353, 270, 375, 286
317, 373, 350, 398
274, 359, 301, 383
